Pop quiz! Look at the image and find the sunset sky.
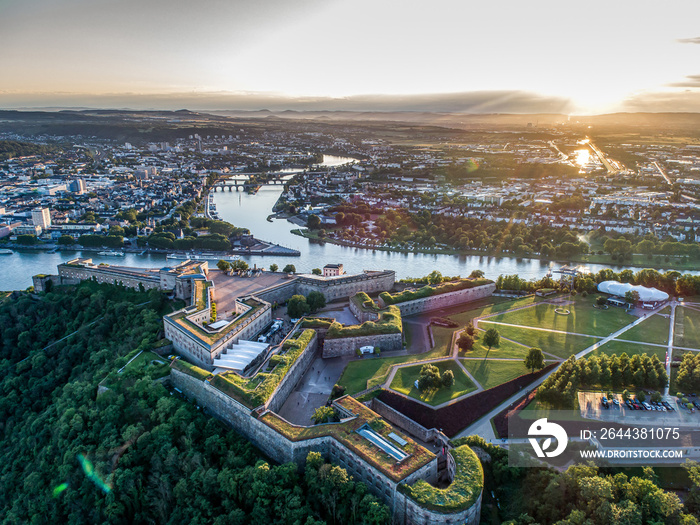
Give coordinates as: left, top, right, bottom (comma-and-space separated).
2, 0, 700, 114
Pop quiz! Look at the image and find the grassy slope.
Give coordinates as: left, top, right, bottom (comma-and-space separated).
619, 314, 669, 345
390, 360, 476, 406
483, 298, 635, 337
491, 325, 595, 358
461, 359, 533, 390
674, 306, 700, 348
461, 333, 531, 359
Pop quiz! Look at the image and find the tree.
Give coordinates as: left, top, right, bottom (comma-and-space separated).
417, 364, 441, 391
524, 347, 545, 373
312, 268, 322, 275
596, 296, 608, 306
311, 406, 336, 424
16, 234, 40, 245
231, 260, 249, 272
469, 269, 485, 278
622, 389, 630, 400
307, 214, 321, 230
217, 260, 231, 272
283, 264, 296, 274
427, 270, 443, 284
483, 327, 500, 350
466, 322, 475, 336
307, 291, 326, 312
442, 370, 455, 388
287, 295, 310, 318
269, 263, 279, 272
637, 390, 646, 402
457, 333, 474, 353
56, 235, 75, 245
624, 290, 640, 304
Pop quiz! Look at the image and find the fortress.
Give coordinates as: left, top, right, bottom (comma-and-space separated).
34, 259, 495, 523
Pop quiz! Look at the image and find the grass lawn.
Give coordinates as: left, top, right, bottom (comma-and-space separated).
461, 359, 533, 390
617, 314, 669, 345
432, 325, 456, 354
460, 332, 531, 359
338, 341, 452, 395
483, 297, 635, 337
491, 325, 596, 359
122, 350, 169, 377
674, 306, 700, 349
442, 296, 540, 327
589, 340, 667, 361
390, 360, 476, 406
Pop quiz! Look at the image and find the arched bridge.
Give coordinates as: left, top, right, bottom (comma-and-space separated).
211, 175, 287, 191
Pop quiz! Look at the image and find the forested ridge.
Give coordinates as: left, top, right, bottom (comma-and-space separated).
0, 283, 388, 524
0, 140, 56, 161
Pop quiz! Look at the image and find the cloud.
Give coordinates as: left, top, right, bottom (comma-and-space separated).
678, 37, 700, 44
622, 89, 700, 112
668, 75, 700, 88
0, 90, 573, 115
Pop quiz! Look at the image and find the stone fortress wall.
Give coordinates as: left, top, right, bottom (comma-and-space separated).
265, 331, 318, 413
380, 283, 496, 316
296, 270, 396, 302
322, 332, 403, 358
56, 260, 161, 291
171, 367, 481, 524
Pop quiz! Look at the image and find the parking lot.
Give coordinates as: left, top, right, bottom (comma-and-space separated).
579, 391, 700, 427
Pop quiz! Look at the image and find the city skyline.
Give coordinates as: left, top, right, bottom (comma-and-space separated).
2, 0, 700, 114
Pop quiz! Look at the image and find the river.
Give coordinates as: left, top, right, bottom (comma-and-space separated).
0, 155, 694, 290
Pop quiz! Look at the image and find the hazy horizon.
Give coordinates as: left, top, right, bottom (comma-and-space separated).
2, 0, 700, 114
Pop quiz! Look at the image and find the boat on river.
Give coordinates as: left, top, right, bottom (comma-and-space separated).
166, 253, 240, 263
0, 249, 12, 255
97, 251, 125, 257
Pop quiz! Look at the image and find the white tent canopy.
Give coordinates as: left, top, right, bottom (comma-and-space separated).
597, 281, 669, 303
214, 340, 269, 371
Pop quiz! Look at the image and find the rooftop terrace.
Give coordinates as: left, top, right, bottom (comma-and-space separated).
260, 396, 434, 482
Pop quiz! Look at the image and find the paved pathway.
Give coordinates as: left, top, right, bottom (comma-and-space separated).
665, 302, 677, 397
477, 319, 603, 340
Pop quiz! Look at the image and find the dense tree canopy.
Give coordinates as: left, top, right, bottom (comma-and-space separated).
0, 283, 388, 524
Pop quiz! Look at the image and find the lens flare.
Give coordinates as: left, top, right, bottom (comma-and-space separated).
52, 482, 69, 498
77, 453, 112, 494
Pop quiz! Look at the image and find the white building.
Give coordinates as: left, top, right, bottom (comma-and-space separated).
32, 208, 51, 230
323, 263, 345, 277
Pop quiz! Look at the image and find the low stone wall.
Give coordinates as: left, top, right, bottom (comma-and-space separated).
255, 278, 299, 305
381, 283, 496, 316
370, 398, 442, 444
265, 332, 318, 413
323, 332, 402, 358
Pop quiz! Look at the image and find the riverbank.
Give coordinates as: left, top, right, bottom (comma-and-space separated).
0, 240, 299, 257
289, 227, 700, 272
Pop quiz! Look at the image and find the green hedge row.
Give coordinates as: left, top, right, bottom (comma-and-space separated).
380, 278, 493, 305
326, 306, 402, 339
172, 359, 211, 380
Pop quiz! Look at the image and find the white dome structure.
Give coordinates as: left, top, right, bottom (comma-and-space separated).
597, 281, 669, 303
